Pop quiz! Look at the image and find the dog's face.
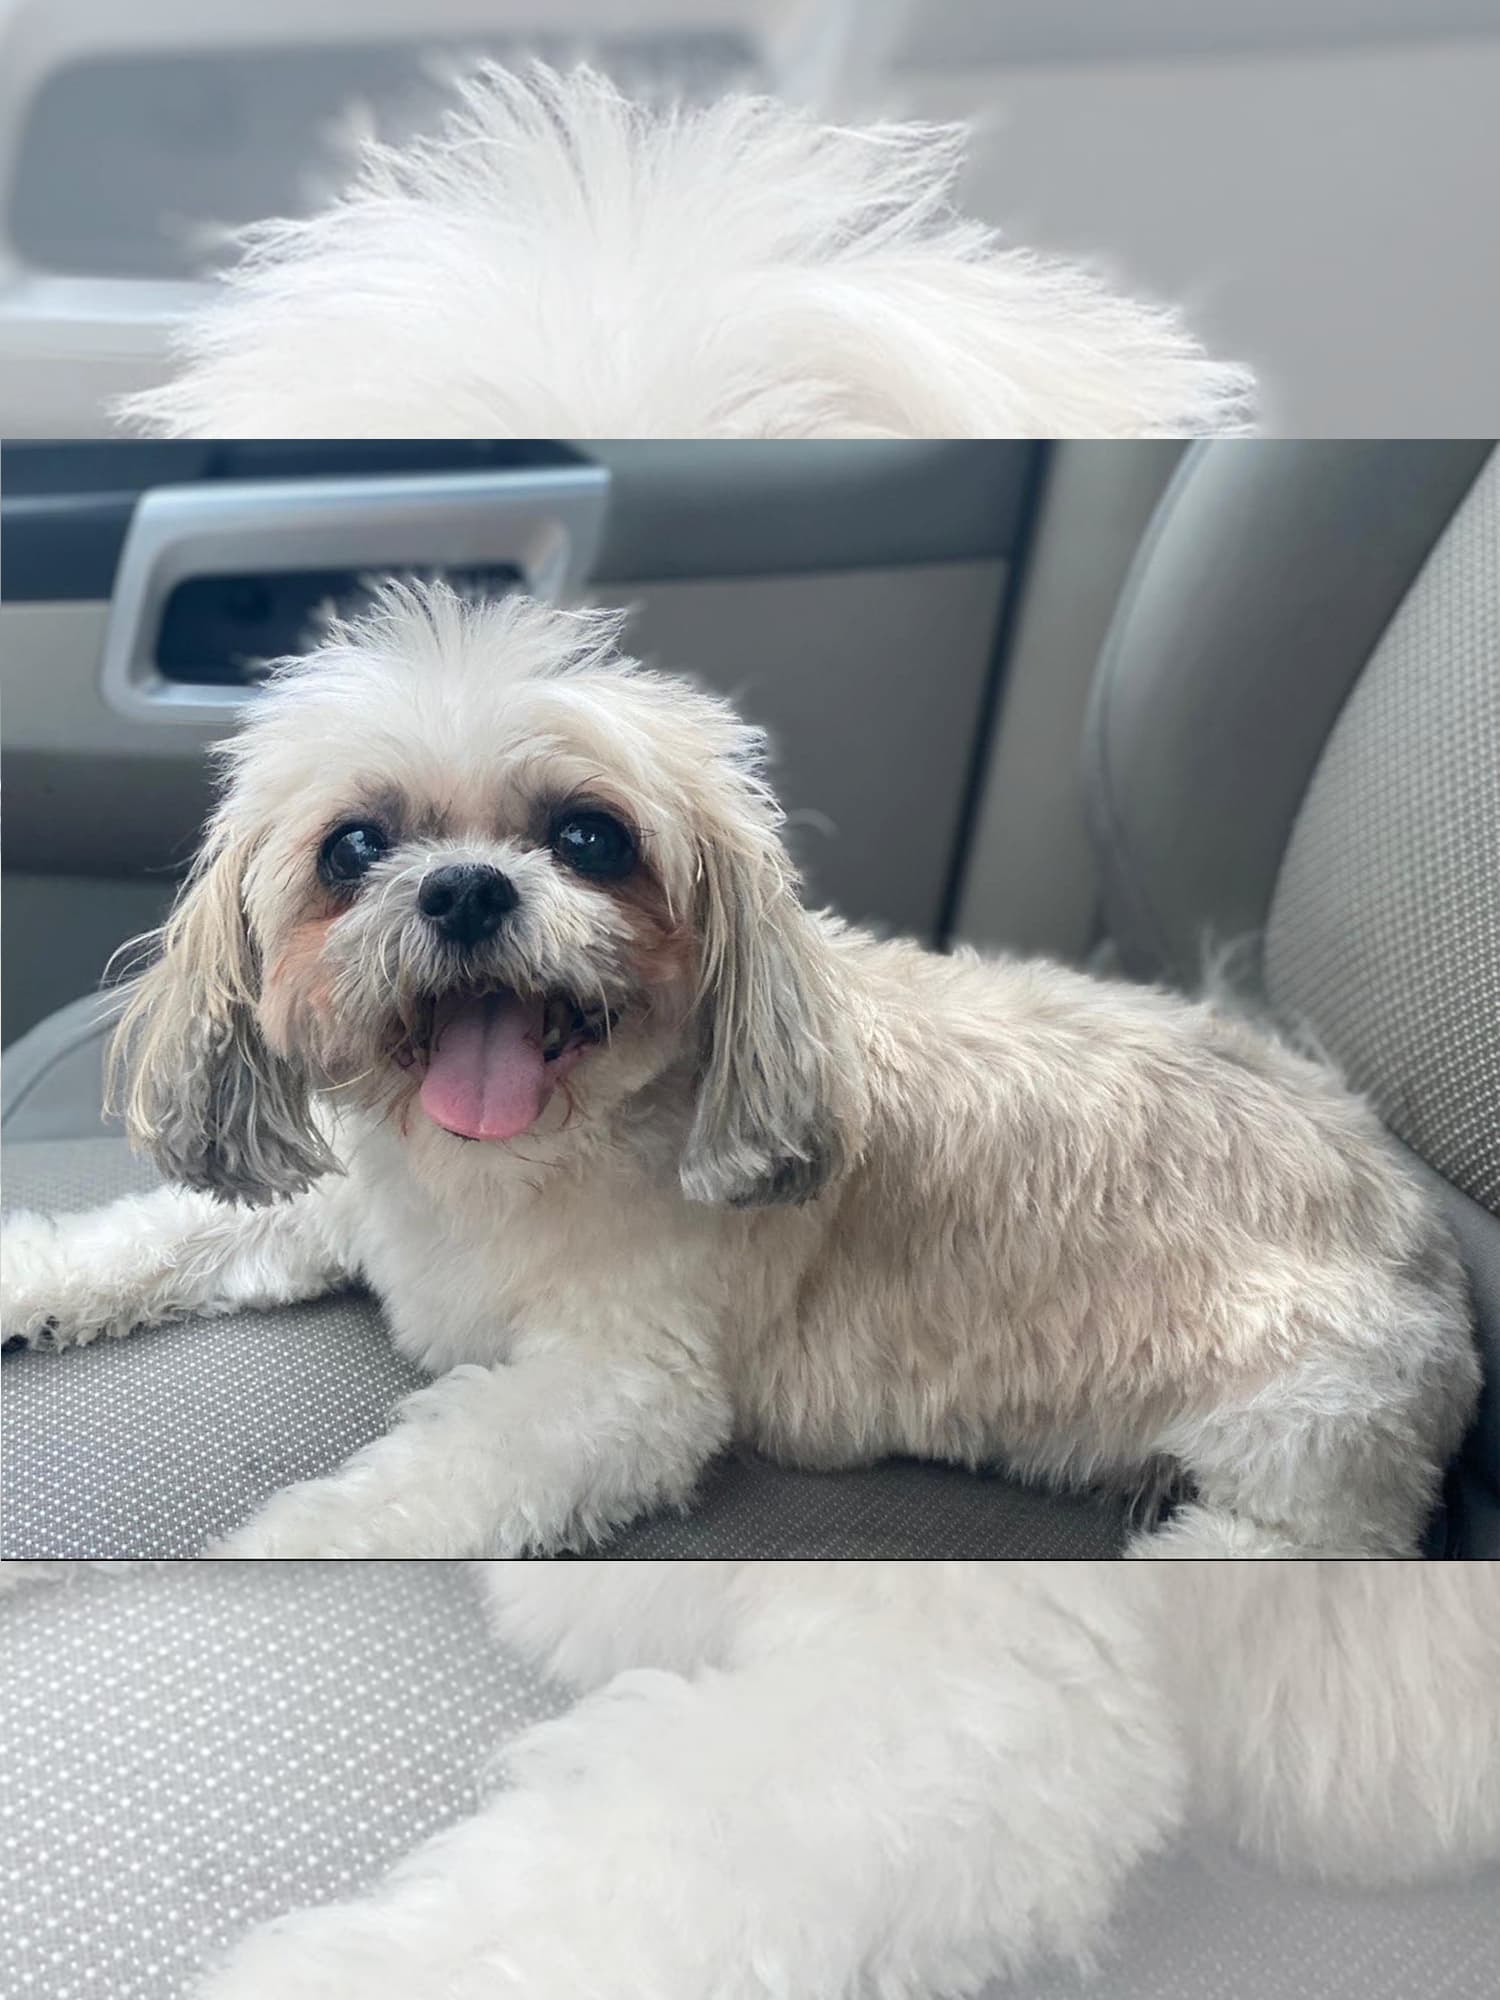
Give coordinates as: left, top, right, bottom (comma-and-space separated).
113, 582, 849, 1210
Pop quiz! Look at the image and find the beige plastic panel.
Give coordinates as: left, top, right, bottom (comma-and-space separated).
614, 561, 1007, 938
1, 872, 175, 1048
954, 442, 1183, 965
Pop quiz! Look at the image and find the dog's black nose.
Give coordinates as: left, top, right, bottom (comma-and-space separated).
418, 864, 518, 947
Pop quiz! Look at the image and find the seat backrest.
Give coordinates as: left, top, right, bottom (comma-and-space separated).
1085, 439, 1500, 1553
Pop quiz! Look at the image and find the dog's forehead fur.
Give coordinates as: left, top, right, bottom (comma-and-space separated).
119, 61, 1254, 442
221, 581, 774, 888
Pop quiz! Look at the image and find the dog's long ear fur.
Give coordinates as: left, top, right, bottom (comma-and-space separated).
680, 805, 856, 1210
107, 832, 336, 1204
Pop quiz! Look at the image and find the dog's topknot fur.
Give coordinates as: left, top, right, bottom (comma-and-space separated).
119, 61, 1255, 441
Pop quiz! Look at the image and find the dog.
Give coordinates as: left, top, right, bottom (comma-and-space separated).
117, 61, 1255, 441
74, 1559, 1480, 1997
1, 579, 1479, 1558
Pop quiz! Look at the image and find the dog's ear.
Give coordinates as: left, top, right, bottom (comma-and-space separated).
679, 815, 853, 1209
107, 834, 336, 1204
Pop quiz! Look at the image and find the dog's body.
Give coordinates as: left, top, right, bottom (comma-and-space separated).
3, 584, 1477, 1557
168, 1558, 1499, 1998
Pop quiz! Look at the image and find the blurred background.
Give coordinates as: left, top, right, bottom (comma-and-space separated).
0, 0, 1498, 436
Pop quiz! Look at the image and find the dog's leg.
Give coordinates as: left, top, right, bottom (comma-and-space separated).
193, 1564, 1185, 2000
1130, 1319, 1465, 1559
1, 1184, 350, 1354
1123, 1501, 1315, 1558
1155, 1561, 1500, 1885
215, 1323, 732, 1558
477, 1561, 750, 1687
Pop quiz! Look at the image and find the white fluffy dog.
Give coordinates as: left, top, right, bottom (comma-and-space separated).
182, 1560, 1500, 1999
118, 62, 1255, 441
2, 581, 1478, 1558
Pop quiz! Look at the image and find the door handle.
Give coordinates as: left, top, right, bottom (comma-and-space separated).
99, 463, 610, 722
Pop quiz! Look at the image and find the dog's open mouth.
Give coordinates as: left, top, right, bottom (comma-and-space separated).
417, 989, 614, 1143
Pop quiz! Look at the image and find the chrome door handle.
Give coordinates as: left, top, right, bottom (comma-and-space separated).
99, 462, 610, 721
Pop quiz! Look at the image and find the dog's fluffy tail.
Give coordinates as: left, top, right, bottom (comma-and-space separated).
1156, 1561, 1500, 1887
118, 61, 1255, 442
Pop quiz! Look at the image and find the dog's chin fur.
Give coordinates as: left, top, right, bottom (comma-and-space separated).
116, 60, 1255, 441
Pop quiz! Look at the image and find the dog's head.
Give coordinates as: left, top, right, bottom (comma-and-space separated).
111, 581, 853, 1209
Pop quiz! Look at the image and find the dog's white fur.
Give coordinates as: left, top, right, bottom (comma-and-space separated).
2, 582, 1478, 1558
117, 62, 1255, 441
176, 1560, 1500, 1998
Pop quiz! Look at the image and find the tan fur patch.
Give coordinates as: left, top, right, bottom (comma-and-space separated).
606, 868, 698, 993
261, 912, 338, 1053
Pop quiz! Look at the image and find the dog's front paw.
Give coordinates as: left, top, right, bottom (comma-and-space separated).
194, 1903, 436, 2000
1125, 1501, 1312, 1559
196, 1875, 696, 2000
211, 1483, 397, 1560
211, 1468, 470, 1560
0, 1212, 124, 1353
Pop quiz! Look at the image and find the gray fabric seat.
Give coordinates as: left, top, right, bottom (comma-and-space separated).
3, 1565, 1497, 2000
4, 438, 1497, 1557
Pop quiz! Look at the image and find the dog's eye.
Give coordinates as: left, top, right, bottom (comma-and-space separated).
319, 821, 389, 886
551, 810, 636, 881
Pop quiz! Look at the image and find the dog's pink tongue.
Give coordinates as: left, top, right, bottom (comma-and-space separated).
420, 992, 548, 1141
